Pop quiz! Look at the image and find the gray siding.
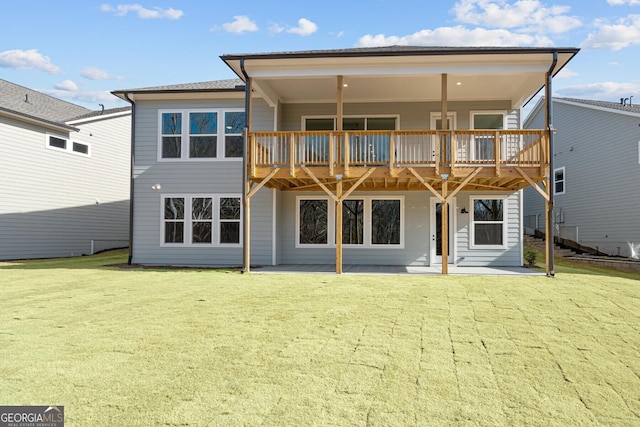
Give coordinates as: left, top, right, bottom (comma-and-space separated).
0, 114, 130, 259
524, 100, 640, 256
275, 190, 522, 267
280, 101, 516, 130
455, 192, 522, 266
131, 98, 276, 266
131, 96, 524, 267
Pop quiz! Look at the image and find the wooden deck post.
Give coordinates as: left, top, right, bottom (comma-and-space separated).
442, 176, 449, 275
336, 180, 343, 274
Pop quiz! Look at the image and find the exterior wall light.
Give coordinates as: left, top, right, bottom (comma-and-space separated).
151, 183, 162, 191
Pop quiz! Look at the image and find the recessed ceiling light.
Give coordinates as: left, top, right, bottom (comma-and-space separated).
456, 81, 462, 86
343, 83, 348, 87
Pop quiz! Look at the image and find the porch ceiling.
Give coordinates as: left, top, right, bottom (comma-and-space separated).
223, 48, 577, 109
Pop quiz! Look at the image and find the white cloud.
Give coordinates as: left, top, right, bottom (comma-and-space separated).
581, 15, 640, 50
557, 81, 640, 100
452, 0, 581, 33
0, 49, 61, 74
555, 67, 578, 78
222, 15, 258, 34
268, 23, 285, 34
100, 3, 183, 19
81, 66, 124, 80
41, 88, 122, 105
607, 0, 640, 5
54, 80, 78, 91
286, 18, 318, 36
356, 26, 553, 47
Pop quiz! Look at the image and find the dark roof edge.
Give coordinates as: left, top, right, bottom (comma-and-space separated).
112, 87, 245, 97
221, 46, 580, 61
0, 106, 78, 131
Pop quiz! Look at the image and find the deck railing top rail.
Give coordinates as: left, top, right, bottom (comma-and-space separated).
249, 129, 548, 173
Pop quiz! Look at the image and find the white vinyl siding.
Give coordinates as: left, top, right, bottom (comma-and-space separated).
0, 113, 130, 260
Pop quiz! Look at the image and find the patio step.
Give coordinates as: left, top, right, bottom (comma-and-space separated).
524, 235, 578, 258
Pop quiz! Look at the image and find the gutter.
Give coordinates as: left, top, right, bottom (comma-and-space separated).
546, 51, 558, 277
123, 93, 136, 265
240, 59, 251, 273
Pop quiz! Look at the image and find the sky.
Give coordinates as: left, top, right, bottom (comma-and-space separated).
2, 0, 640, 112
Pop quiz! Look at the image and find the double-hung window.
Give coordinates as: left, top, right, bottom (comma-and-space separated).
470, 197, 506, 248
162, 195, 241, 246
297, 196, 403, 247
159, 109, 245, 160
554, 167, 565, 195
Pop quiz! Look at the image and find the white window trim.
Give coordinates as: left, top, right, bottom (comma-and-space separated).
301, 115, 401, 130
429, 112, 458, 130
160, 194, 242, 247
467, 111, 508, 162
157, 109, 244, 162
45, 133, 91, 157
469, 111, 508, 130
554, 167, 566, 195
469, 195, 508, 250
295, 195, 405, 249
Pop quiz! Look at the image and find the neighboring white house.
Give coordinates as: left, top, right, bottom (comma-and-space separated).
524, 97, 640, 257
114, 46, 579, 274
0, 79, 131, 260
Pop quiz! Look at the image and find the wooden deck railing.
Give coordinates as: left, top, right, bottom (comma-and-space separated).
249, 129, 547, 175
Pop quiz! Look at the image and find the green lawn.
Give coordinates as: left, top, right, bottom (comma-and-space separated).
1, 250, 639, 426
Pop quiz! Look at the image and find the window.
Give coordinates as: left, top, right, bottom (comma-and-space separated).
342, 199, 364, 245
46, 134, 90, 156
554, 167, 565, 195
159, 109, 245, 160
299, 199, 329, 245
471, 112, 506, 161
303, 116, 397, 164
49, 136, 67, 150
371, 199, 401, 245
471, 197, 505, 247
161, 195, 241, 246
297, 196, 403, 247
72, 142, 89, 154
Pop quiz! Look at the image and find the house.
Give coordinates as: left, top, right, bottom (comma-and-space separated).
0, 79, 131, 260
524, 97, 640, 258
113, 46, 579, 275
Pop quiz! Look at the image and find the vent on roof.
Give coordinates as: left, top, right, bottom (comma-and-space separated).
620, 96, 634, 106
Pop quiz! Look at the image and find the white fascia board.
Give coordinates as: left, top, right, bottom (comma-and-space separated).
67, 110, 131, 125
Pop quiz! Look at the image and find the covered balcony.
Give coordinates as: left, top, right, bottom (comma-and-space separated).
222, 46, 580, 276
248, 129, 548, 192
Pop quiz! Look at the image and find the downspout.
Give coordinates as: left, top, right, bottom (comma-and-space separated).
545, 52, 558, 277
240, 59, 252, 273
123, 93, 136, 265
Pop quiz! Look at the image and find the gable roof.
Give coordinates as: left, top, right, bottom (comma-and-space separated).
0, 79, 91, 129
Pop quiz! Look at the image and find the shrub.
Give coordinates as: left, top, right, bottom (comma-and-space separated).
524, 248, 537, 267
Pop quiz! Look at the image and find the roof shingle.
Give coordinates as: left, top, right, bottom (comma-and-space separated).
0, 79, 91, 124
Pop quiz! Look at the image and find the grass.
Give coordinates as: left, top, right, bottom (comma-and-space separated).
1, 250, 639, 426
